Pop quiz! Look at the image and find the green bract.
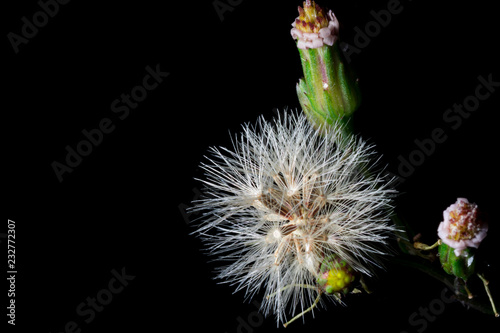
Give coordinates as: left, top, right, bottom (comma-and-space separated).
438, 242, 476, 281
296, 42, 361, 134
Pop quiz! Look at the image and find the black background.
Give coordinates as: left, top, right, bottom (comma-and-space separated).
4, 0, 500, 332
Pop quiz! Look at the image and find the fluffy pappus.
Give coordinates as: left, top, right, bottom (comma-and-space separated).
191, 111, 397, 326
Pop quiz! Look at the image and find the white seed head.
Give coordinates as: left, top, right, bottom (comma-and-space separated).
192, 111, 397, 325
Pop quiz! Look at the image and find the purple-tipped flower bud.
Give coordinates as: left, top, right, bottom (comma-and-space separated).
291, 2, 339, 50
292, 1, 361, 134
437, 198, 488, 257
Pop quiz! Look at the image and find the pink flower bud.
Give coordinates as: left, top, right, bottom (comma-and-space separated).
437, 198, 488, 256
290, 1, 340, 50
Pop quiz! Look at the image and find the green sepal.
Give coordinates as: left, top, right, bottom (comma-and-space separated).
438, 242, 476, 281
296, 42, 361, 134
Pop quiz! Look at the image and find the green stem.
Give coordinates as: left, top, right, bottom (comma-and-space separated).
283, 291, 323, 328
478, 273, 499, 317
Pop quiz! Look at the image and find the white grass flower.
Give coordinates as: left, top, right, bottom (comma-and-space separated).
192, 111, 396, 326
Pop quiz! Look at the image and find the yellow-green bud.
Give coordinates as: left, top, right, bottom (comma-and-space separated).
317, 254, 357, 295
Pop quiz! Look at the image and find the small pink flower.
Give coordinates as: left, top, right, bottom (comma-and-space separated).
437, 198, 488, 256
290, 2, 339, 50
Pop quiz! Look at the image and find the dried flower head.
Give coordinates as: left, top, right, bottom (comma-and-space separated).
438, 198, 488, 256
192, 112, 396, 325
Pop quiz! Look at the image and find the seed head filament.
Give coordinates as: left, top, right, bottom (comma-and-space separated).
256, 172, 332, 274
